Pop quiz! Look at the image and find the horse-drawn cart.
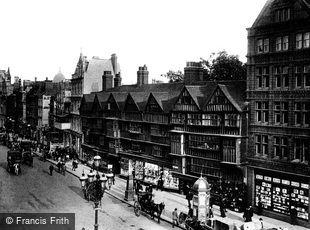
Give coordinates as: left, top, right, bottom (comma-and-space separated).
133, 190, 165, 223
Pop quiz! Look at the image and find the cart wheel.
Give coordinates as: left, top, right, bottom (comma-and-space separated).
134, 201, 141, 217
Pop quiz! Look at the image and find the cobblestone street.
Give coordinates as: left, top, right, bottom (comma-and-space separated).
0, 144, 175, 230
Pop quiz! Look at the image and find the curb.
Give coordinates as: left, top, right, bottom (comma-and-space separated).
34, 153, 184, 229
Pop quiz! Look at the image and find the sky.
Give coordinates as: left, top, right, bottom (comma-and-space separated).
0, 0, 267, 85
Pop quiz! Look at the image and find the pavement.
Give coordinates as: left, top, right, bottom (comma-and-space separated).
34, 151, 308, 230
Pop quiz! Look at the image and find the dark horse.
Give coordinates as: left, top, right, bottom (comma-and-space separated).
150, 201, 165, 223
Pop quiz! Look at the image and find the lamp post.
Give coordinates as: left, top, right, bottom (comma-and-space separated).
79, 165, 111, 230
94, 154, 101, 172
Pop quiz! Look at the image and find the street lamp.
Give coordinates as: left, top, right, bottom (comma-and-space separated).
106, 172, 114, 190
79, 160, 112, 230
94, 154, 101, 171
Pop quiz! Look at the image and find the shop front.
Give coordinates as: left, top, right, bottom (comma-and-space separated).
120, 157, 179, 191
252, 168, 310, 226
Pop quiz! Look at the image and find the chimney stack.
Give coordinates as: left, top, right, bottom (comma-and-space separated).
184, 62, 204, 85
102, 71, 113, 91
111, 53, 118, 75
114, 73, 122, 88
137, 65, 149, 86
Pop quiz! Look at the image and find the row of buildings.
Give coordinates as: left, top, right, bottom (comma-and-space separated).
0, 0, 309, 227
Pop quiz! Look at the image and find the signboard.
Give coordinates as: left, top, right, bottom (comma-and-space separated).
108, 164, 113, 169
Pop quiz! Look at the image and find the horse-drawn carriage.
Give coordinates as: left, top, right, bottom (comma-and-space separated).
22, 151, 33, 167
7, 150, 22, 175
133, 189, 165, 223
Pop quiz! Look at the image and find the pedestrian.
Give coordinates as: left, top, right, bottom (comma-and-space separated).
220, 200, 226, 218
172, 208, 179, 228
186, 190, 193, 209
290, 206, 297, 225
49, 164, 54, 176
259, 217, 264, 229
112, 174, 115, 185
257, 197, 263, 215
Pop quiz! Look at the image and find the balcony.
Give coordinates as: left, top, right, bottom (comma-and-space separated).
54, 122, 71, 130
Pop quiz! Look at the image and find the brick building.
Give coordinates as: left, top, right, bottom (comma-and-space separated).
246, 0, 310, 227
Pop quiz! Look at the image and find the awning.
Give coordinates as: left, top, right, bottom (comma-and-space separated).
119, 151, 171, 168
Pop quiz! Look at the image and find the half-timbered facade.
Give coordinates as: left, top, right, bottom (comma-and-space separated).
80, 79, 248, 195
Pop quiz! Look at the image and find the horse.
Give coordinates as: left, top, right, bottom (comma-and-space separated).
14, 163, 20, 175
150, 201, 165, 223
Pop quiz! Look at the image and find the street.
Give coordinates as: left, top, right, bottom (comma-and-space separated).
0, 144, 175, 230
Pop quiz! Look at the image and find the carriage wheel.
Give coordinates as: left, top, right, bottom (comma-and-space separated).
134, 201, 141, 217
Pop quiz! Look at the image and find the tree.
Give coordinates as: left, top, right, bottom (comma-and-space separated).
163, 50, 246, 83
208, 51, 246, 81
161, 70, 184, 83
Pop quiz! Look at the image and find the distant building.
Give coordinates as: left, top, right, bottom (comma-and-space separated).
246, 0, 310, 227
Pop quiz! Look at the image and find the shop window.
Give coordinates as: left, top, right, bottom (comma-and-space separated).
273, 136, 288, 159
255, 135, 268, 157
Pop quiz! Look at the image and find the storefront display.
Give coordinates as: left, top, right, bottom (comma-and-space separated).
119, 158, 179, 190
255, 173, 309, 220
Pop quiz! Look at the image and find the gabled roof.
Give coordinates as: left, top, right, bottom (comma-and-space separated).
128, 92, 150, 111
251, 0, 310, 28
80, 94, 95, 112
110, 92, 128, 111
95, 91, 110, 110
149, 92, 168, 111
203, 81, 246, 112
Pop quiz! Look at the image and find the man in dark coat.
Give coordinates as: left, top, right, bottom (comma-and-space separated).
49, 164, 54, 176
290, 206, 298, 225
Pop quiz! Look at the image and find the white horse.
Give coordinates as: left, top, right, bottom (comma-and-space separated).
14, 163, 20, 175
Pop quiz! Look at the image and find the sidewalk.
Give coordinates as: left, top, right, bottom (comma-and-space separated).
35, 152, 307, 230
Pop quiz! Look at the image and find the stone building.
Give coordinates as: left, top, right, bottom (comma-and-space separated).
246, 0, 310, 227
69, 53, 120, 159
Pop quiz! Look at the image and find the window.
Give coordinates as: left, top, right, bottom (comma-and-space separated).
275, 8, 290, 22
293, 139, 310, 164
274, 102, 288, 125
188, 135, 220, 151
224, 114, 240, 127
255, 135, 268, 156
202, 114, 221, 126
256, 67, 269, 88
257, 39, 269, 53
296, 32, 310, 49
304, 65, 310, 87
274, 66, 289, 88
274, 137, 288, 159
256, 102, 269, 123
187, 114, 202, 125
152, 146, 163, 157
296, 34, 303, 49
276, 36, 289, 51
295, 66, 303, 87
129, 123, 142, 133
294, 102, 310, 127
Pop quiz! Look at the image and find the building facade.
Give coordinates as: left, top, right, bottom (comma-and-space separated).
80, 64, 248, 206
246, 0, 310, 227
69, 53, 120, 159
